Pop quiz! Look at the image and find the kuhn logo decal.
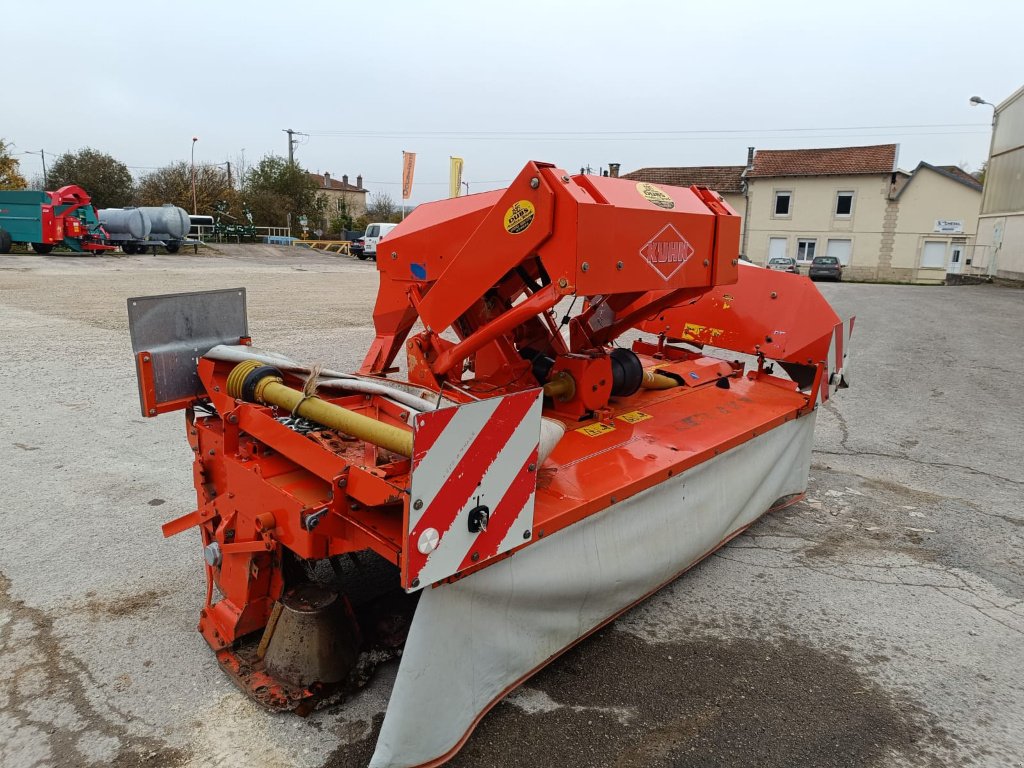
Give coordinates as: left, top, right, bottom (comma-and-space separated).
639, 224, 694, 280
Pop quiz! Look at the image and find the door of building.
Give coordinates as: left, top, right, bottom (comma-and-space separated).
947, 244, 964, 274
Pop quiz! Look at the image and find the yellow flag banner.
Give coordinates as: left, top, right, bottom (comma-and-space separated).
449, 156, 464, 198
402, 151, 417, 200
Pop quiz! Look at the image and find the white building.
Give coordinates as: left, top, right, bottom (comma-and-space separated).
974, 85, 1024, 283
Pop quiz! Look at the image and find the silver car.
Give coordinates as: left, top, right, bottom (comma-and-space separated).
767, 257, 799, 274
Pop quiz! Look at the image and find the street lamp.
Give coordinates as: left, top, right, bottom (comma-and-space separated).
191, 136, 199, 214
969, 95, 993, 107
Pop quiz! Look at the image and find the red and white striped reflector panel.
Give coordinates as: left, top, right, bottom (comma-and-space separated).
405, 389, 543, 591
818, 316, 855, 405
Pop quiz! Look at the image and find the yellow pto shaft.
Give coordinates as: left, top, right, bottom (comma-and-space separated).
641, 370, 678, 390
226, 360, 413, 457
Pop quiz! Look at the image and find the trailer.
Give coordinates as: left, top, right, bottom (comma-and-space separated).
0, 185, 113, 254
98, 204, 192, 254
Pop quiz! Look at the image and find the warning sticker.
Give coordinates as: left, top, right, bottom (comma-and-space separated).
636, 182, 675, 210
616, 410, 652, 424
503, 200, 536, 234
577, 422, 616, 437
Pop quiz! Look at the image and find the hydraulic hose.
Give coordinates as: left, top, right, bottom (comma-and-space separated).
226, 360, 413, 457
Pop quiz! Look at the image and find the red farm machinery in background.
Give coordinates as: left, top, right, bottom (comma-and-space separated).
0, 185, 113, 254
128, 161, 851, 767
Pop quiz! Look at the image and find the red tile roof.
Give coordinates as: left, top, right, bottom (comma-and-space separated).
622, 166, 746, 194
747, 144, 897, 178
308, 172, 366, 192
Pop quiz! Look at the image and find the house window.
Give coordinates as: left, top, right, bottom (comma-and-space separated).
773, 191, 792, 217
921, 240, 947, 269
826, 238, 852, 266
835, 191, 854, 217
796, 238, 817, 262
768, 237, 788, 262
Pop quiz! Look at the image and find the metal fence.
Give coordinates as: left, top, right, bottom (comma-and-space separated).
190, 225, 293, 243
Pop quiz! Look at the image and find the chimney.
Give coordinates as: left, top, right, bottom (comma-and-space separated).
608, 163, 620, 178
323, 172, 331, 187
746, 146, 755, 170
356, 174, 363, 189
342, 174, 349, 186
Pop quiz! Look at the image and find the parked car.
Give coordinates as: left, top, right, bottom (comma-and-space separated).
351, 237, 365, 259
767, 256, 799, 274
362, 222, 398, 260
808, 255, 843, 281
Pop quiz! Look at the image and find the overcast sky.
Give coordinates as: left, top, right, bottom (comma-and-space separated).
5, 0, 1020, 204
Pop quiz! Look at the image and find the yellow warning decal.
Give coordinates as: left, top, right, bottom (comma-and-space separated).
617, 410, 652, 424
503, 200, 536, 234
577, 422, 616, 437
681, 322, 724, 342
636, 182, 675, 210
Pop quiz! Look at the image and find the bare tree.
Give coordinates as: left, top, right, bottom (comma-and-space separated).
135, 162, 234, 214
367, 191, 398, 222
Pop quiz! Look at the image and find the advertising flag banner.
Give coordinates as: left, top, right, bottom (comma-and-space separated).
449, 157, 464, 198
402, 151, 417, 200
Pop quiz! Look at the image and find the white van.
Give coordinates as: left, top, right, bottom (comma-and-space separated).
362, 222, 397, 259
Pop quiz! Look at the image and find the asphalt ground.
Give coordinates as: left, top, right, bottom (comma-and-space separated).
1, 245, 1022, 768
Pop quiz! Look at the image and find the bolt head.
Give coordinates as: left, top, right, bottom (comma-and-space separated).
557, 277, 568, 288
530, 177, 540, 189
616, 261, 623, 270
528, 462, 537, 472
581, 262, 589, 272
203, 542, 222, 567
471, 551, 480, 562
148, 408, 156, 415
523, 529, 531, 539
142, 355, 151, 363
703, 259, 710, 267
413, 498, 423, 510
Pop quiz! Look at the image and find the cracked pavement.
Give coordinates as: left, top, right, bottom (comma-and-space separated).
1, 248, 1022, 767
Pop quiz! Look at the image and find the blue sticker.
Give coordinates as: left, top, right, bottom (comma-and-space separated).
689, 372, 699, 380
410, 262, 427, 280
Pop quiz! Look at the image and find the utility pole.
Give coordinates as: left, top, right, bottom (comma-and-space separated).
283, 129, 306, 166
225, 160, 233, 189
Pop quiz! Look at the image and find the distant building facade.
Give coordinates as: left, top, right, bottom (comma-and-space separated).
309, 171, 368, 224
975, 85, 1024, 283
623, 143, 981, 284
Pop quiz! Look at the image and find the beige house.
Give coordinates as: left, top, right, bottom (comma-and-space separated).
974, 84, 1024, 283
308, 171, 368, 222
624, 144, 982, 283
889, 163, 983, 282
